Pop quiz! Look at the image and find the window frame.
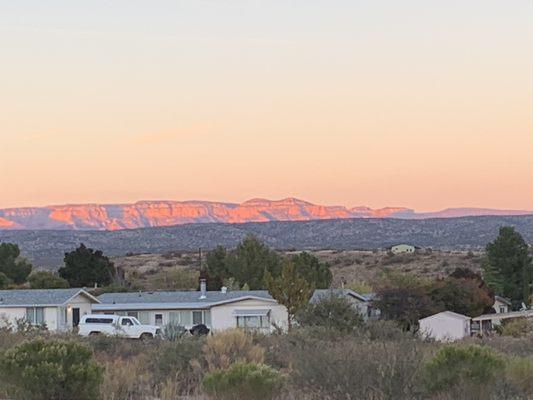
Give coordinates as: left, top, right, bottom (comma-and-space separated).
25, 307, 45, 326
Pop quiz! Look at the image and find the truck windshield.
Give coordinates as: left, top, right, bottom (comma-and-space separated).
131, 317, 141, 325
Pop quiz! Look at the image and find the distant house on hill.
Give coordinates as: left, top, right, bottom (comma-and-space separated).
390, 244, 417, 254
419, 311, 471, 342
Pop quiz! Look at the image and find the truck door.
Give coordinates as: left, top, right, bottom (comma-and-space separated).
119, 317, 136, 337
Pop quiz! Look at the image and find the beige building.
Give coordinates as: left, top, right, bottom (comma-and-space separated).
0, 288, 99, 332
94, 286, 289, 333
390, 244, 416, 254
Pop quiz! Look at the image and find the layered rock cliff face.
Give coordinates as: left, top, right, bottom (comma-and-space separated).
0, 198, 411, 230
0, 198, 530, 231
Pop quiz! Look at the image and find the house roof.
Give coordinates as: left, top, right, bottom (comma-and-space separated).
419, 311, 471, 322
95, 290, 277, 311
494, 296, 512, 306
310, 289, 371, 303
95, 288, 374, 312
472, 310, 533, 322
0, 288, 99, 307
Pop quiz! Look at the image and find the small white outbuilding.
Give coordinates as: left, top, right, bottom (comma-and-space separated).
419, 311, 471, 342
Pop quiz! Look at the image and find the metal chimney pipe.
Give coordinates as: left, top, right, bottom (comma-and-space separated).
200, 278, 207, 299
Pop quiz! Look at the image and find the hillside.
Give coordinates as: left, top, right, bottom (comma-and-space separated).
113, 249, 485, 291
0, 198, 531, 231
1, 215, 532, 268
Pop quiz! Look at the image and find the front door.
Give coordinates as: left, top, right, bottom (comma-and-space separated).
72, 308, 80, 327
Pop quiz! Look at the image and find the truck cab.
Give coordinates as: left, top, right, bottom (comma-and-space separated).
78, 314, 161, 339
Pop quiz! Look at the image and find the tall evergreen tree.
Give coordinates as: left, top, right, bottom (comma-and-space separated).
205, 246, 229, 290
290, 252, 332, 289
0, 243, 33, 284
484, 227, 532, 307
224, 235, 281, 290
59, 244, 116, 287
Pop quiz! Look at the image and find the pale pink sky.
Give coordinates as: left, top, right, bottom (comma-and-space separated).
1, 1, 532, 211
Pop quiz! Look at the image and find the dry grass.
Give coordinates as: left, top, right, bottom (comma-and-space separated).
203, 329, 265, 371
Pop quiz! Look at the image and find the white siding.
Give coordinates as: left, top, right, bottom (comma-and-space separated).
0, 293, 95, 332
210, 299, 288, 332
420, 314, 470, 342
64, 294, 93, 331
0, 307, 26, 328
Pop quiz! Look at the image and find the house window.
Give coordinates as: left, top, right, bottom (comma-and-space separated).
138, 312, 150, 324
236, 316, 270, 329
155, 314, 163, 326
127, 311, 138, 319
499, 306, 506, 313
192, 311, 203, 325
26, 307, 44, 325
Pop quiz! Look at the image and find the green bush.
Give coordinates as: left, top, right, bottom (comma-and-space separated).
162, 322, 188, 341
28, 271, 69, 289
506, 356, 533, 396
424, 345, 505, 397
501, 318, 532, 338
0, 272, 9, 288
296, 293, 363, 333
202, 362, 284, 400
0, 338, 102, 400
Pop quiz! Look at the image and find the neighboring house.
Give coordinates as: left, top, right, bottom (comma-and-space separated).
93, 283, 289, 333
493, 296, 512, 314
471, 310, 533, 336
0, 288, 99, 332
310, 289, 380, 320
390, 244, 416, 254
419, 311, 471, 342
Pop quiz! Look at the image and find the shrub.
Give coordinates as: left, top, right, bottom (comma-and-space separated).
0, 272, 9, 288
162, 322, 188, 341
501, 318, 532, 338
203, 329, 265, 371
28, 271, 69, 289
0, 338, 102, 400
152, 268, 199, 290
347, 280, 373, 294
100, 358, 152, 400
296, 294, 363, 333
506, 356, 533, 396
202, 362, 284, 400
290, 330, 424, 399
148, 337, 204, 394
423, 345, 505, 398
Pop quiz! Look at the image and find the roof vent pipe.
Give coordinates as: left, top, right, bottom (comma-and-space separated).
221, 286, 227, 294
200, 279, 207, 299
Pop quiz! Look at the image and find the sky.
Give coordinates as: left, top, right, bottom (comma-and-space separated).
1, 0, 532, 211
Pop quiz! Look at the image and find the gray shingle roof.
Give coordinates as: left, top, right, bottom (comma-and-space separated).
95, 290, 275, 310
310, 289, 371, 303
0, 289, 97, 307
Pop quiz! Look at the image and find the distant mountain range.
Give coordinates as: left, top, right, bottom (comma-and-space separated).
2, 215, 533, 267
0, 198, 531, 231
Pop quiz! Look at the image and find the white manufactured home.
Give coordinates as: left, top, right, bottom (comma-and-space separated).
93, 285, 289, 332
0, 288, 99, 332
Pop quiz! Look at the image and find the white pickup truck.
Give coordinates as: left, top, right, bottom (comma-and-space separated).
78, 314, 161, 339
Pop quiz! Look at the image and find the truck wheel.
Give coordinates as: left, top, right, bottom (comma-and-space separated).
140, 333, 153, 340
89, 331, 100, 337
